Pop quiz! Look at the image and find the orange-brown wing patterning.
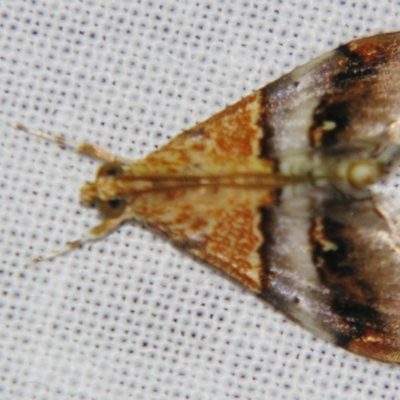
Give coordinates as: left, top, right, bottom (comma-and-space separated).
80, 32, 400, 363
132, 92, 275, 175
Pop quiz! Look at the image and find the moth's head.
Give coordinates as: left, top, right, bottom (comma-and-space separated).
80, 162, 127, 219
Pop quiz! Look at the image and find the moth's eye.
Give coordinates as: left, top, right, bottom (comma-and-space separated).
97, 163, 124, 178
97, 199, 127, 218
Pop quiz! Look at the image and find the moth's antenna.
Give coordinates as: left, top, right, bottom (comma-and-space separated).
13, 123, 130, 263
13, 123, 131, 164
14, 123, 80, 153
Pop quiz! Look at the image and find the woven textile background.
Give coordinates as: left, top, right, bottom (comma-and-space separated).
2, 1, 400, 399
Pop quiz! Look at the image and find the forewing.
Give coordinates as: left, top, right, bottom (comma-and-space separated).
131, 92, 276, 176
127, 187, 277, 292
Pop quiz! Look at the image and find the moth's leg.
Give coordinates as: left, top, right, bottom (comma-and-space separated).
14, 123, 131, 164
31, 216, 126, 264
373, 197, 400, 250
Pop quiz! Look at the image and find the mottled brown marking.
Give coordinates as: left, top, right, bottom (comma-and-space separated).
259, 86, 277, 159
258, 205, 277, 291
348, 333, 400, 362
210, 95, 260, 158
310, 216, 383, 346
206, 207, 260, 271
309, 33, 398, 148
334, 44, 380, 88
309, 100, 350, 147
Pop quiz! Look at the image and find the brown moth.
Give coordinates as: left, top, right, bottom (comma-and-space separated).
18, 31, 400, 363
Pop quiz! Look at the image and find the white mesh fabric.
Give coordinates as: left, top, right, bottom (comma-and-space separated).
2, 1, 400, 399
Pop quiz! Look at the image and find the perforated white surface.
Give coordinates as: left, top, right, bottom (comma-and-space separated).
2, 1, 400, 399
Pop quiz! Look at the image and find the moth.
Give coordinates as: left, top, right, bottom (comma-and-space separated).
18, 31, 400, 363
